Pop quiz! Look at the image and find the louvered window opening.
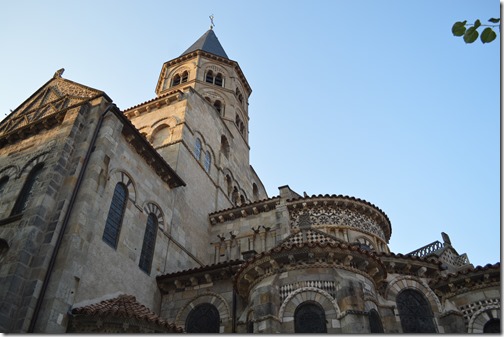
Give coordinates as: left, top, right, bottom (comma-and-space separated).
139, 213, 158, 274
206, 71, 214, 84
181, 71, 188, 83
172, 74, 181, 87
11, 163, 44, 216
102, 183, 128, 249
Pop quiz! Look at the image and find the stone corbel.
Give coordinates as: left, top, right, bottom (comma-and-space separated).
344, 255, 353, 266
204, 274, 212, 283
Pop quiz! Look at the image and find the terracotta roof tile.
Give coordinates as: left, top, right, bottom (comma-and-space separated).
71, 294, 183, 332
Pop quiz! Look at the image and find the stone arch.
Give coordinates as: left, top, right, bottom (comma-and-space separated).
0, 165, 19, 179
107, 169, 137, 204
384, 275, 442, 313
151, 116, 179, 129
203, 64, 230, 80
150, 123, 172, 147
168, 65, 190, 82
192, 130, 208, 146
175, 292, 230, 328
279, 287, 340, 323
142, 201, 164, 231
18, 151, 50, 178
468, 303, 501, 333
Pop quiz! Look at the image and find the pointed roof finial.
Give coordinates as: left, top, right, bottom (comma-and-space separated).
209, 14, 215, 30
53, 68, 65, 79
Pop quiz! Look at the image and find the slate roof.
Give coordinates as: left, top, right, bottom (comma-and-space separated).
70, 294, 183, 332
181, 29, 229, 59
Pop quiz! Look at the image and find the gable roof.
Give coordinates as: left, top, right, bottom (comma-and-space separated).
0, 75, 107, 147
180, 29, 229, 59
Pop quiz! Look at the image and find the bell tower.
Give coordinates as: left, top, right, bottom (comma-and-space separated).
155, 28, 251, 145
126, 28, 266, 215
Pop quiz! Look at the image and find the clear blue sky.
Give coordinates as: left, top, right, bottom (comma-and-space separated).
0, 0, 500, 267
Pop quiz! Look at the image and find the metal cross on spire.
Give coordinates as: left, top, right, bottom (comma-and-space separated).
209, 14, 215, 29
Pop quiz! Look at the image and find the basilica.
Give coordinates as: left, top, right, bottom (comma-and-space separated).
0, 28, 499, 333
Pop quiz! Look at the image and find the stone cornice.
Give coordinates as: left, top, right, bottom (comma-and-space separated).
123, 89, 184, 116
156, 259, 243, 294
376, 252, 443, 278
209, 197, 280, 225
233, 241, 387, 298
429, 262, 500, 298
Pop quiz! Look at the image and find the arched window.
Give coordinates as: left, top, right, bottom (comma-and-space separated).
139, 213, 158, 274
0, 239, 9, 265
231, 187, 238, 205
194, 138, 202, 160
171, 74, 181, 87
0, 176, 9, 196
102, 183, 128, 249
483, 318, 500, 333
204, 151, 211, 172
221, 135, 230, 158
252, 183, 259, 201
226, 175, 232, 196
214, 100, 222, 115
369, 309, 384, 333
181, 71, 188, 83
206, 70, 214, 84
11, 163, 44, 216
151, 125, 171, 148
240, 195, 245, 205
185, 303, 220, 333
214, 73, 223, 86
397, 289, 436, 333
294, 301, 327, 333
246, 311, 254, 333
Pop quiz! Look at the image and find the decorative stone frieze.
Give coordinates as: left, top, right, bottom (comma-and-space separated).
286, 196, 391, 242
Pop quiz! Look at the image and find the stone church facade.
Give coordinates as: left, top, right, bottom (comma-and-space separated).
0, 29, 499, 333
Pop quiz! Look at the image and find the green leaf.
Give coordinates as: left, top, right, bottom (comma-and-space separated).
452, 21, 466, 36
474, 19, 481, 29
463, 26, 479, 43
481, 27, 497, 43
488, 18, 501, 23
